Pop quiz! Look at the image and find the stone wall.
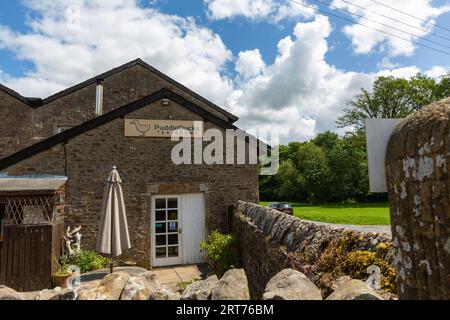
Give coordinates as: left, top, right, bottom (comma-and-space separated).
232, 201, 394, 299
386, 97, 450, 299
2, 99, 258, 267
0, 91, 37, 159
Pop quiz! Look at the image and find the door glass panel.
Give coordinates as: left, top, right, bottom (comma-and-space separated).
154, 196, 180, 261
156, 247, 166, 258
155, 211, 166, 222
167, 198, 177, 208
156, 235, 166, 246
168, 234, 178, 245
167, 210, 178, 221
155, 222, 166, 234
155, 198, 166, 209
168, 246, 178, 257
167, 221, 178, 232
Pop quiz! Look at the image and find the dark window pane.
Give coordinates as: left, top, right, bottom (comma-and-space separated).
156, 247, 166, 258
167, 210, 178, 221
167, 198, 177, 208
168, 234, 178, 245
156, 235, 166, 246
155, 211, 166, 222
168, 246, 178, 257
167, 221, 178, 232
155, 199, 166, 209
155, 223, 166, 234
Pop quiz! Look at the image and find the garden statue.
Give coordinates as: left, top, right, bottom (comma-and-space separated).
64, 226, 82, 256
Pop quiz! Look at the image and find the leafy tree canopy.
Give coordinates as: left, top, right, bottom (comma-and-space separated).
336, 73, 450, 130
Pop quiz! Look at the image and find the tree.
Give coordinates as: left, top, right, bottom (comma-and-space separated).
312, 131, 369, 202
290, 142, 330, 202
274, 159, 303, 200
336, 74, 450, 130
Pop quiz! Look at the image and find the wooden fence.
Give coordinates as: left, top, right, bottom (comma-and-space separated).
0, 222, 64, 292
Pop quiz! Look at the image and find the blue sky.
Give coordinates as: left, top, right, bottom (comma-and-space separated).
1, 0, 450, 142
1, 0, 450, 77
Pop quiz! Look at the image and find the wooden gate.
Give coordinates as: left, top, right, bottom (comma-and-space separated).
0, 222, 63, 292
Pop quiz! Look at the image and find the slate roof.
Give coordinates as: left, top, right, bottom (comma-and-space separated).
0, 176, 67, 193
0, 58, 238, 123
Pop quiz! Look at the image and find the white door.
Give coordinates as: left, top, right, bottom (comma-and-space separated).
180, 193, 205, 265
151, 193, 205, 267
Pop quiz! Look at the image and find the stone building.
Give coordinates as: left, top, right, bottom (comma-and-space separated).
0, 59, 259, 268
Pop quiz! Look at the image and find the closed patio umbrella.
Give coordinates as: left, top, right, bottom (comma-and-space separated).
96, 165, 131, 273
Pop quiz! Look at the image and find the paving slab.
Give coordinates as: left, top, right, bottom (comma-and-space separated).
153, 264, 206, 284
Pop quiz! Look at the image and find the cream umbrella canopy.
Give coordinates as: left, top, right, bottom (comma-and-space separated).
96, 166, 131, 273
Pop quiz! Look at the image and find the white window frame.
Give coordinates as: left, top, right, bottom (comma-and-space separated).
151, 195, 182, 267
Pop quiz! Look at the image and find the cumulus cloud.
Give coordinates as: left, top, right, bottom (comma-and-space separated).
332, 0, 450, 56
425, 66, 449, 79
203, 0, 315, 22
235, 49, 265, 79
377, 66, 421, 78
228, 15, 373, 141
228, 15, 447, 143
0, 0, 233, 102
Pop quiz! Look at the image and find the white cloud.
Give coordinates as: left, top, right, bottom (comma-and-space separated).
332, 0, 450, 56
376, 57, 399, 70
227, 15, 373, 142
228, 15, 447, 143
377, 66, 420, 78
425, 66, 449, 79
203, 0, 315, 22
235, 49, 265, 79
0, 0, 233, 102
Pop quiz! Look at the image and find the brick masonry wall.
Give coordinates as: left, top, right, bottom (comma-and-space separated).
2, 99, 259, 267
232, 201, 394, 299
1, 64, 232, 159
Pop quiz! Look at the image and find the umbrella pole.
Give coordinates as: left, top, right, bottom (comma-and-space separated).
110, 257, 114, 274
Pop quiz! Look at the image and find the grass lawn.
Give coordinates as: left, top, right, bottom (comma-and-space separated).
260, 201, 390, 225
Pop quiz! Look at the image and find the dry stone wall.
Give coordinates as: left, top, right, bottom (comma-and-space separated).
386, 97, 450, 299
232, 201, 394, 299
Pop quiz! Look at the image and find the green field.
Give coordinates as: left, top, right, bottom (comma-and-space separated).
260, 202, 390, 225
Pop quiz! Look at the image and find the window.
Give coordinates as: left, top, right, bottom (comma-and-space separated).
57, 126, 72, 134
0, 203, 5, 241
23, 206, 45, 224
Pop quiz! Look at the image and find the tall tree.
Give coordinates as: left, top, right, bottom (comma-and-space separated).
336, 74, 450, 130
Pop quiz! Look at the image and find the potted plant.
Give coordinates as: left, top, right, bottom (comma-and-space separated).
51, 254, 72, 288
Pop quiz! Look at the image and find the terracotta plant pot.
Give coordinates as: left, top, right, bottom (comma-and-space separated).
53, 273, 72, 289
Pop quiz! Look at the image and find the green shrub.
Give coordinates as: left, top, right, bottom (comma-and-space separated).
61, 250, 109, 274
200, 230, 236, 277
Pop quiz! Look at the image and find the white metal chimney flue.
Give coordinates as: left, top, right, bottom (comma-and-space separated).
95, 79, 104, 116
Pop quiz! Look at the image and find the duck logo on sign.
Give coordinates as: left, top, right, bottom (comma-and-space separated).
125, 119, 203, 138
